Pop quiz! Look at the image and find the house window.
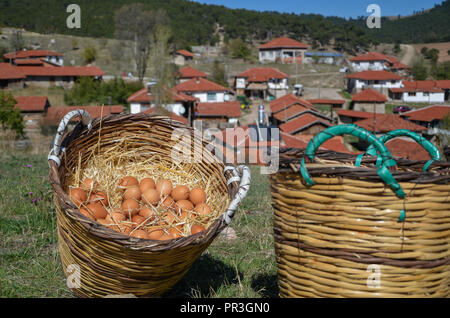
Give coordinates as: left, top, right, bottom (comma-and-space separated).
391, 80, 397, 84
207, 92, 217, 101
423, 92, 429, 97
408, 92, 416, 97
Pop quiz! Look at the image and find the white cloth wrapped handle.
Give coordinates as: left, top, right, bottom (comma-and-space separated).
223, 165, 251, 225
48, 110, 92, 166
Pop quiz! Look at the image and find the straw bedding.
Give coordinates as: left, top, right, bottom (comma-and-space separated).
48, 114, 239, 297
270, 148, 450, 298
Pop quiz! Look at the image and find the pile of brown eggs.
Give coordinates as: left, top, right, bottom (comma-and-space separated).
69, 176, 212, 240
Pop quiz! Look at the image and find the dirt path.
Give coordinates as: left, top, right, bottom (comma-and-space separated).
401, 44, 416, 66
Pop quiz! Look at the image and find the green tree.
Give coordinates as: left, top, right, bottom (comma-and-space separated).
0, 91, 24, 137
83, 45, 97, 64
228, 38, 251, 60
410, 60, 429, 80
211, 60, 228, 87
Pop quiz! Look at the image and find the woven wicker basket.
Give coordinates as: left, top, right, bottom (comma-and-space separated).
47, 110, 250, 297
270, 125, 450, 298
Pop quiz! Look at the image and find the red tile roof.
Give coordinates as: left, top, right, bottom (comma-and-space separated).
195, 101, 241, 118
279, 113, 331, 134
354, 113, 427, 133
0, 63, 26, 79
350, 51, 391, 62
178, 66, 208, 79
14, 96, 49, 112
259, 37, 308, 49
308, 99, 346, 105
18, 66, 105, 77
4, 50, 64, 59
391, 80, 450, 93
270, 94, 315, 114
44, 105, 124, 125
385, 138, 433, 161
337, 109, 374, 119
175, 77, 229, 93
236, 67, 288, 82
347, 70, 403, 81
352, 89, 387, 102
273, 105, 310, 122
176, 50, 195, 58
143, 107, 188, 124
294, 134, 354, 154
126, 87, 197, 103
14, 59, 45, 66
401, 105, 450, 123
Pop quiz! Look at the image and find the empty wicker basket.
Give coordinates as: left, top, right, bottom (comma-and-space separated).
270, 125, 450, 298
48, 110, 250, 297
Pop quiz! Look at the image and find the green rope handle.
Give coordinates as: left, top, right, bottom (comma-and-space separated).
299, 124, 406, 198
355, 129, 442, 171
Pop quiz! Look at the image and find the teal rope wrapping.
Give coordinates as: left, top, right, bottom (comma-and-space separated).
299, 125, 405, 198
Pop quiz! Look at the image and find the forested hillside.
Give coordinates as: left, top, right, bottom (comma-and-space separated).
0, 0, 449, 50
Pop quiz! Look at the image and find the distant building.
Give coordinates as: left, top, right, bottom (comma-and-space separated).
13, 96, 50, 130
177, 66, 208, 83
304, 52, 344, 65
0, 63, 26, 89
193, 101, 241, 129
174, 49, 195, 66
349, 51, 409, 74
389, 80, 450, 103
4, 50, 64, 66
175, 77, 231, 103
351, 89, 387, 114
234, 67, 289, 100
258, 37, 308, 64
279, 113, 332, 136
353, 113, 427, 136
401, 105, 450, 128
346, 70, 403, 95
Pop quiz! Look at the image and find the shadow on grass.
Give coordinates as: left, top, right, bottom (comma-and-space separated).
250, 273, 279, 298
166, 253, 243, 298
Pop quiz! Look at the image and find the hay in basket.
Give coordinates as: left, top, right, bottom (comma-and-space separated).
48, 110, 250, 297
270, 125, 450, 298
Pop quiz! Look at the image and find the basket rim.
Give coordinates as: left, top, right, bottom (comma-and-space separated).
48, 113, 242, 252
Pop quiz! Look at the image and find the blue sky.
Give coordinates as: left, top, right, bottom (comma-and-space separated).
191, 0, 443, 19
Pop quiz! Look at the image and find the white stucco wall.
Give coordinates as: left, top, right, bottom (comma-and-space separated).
192, 91, 226, 103
351, 61, 386, 72
401, 92, 445, 103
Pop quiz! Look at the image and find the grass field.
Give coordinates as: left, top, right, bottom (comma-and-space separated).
0, 154, 277, 298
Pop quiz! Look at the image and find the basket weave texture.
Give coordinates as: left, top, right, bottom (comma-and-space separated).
271, 149, 450, 298
48, 113, 241, 297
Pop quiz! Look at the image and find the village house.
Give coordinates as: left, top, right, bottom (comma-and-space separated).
270, 94, 316, 114
13, 96, 50, 130
175, 77, 231, 103
346, 70, 403, 95
279, 113, 332, 136
177, 66, 208, 83
349, 51, 409, 74
400, 105, 450, 129
385, 138, 437, 161
389, 80, 450, 103
3, 50, 65, 66
127, 83, 197, 124
304, 52, 344, 65
193, 101, 241, 129
337, 109, 374, 125
258, 37, 308, 64
174, 49, 195, 66
351, 88, 387, 114
235, 67, 289, 100
353, 113, 427, 137
307, 99, 347, 122
0, 63, 26, 89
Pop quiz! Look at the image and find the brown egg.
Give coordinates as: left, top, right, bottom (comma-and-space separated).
191, 224, 206, 235
169, 227, 182, 239
130, 230, 148, 239
162, 211, 176, 225
131, 215, 146, 227
156, 179, 173, 197
97, 218, 111, 227
178, 210, 189, 222
105, 212, 126, 223
175, 200, 194, 213
194, 203, 211, 216
142, 189, 159, 206
161, 196, 175, 209
139, 207, 155, 221
147, 227, 164, 240
79, 207, 95, 220
86, 202, 107, 219
171, 185, 190, 201
121, 199, 140, 216
158, 233, 175, 241
118, 176, 139, 189
189, 188, 207, 205
116, 222, 133, 235
70, 188, 87, 207
81, 178, 98, 191
140, 178, 156, 193
89, 191, 109, 206
123, 186, 142, 201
